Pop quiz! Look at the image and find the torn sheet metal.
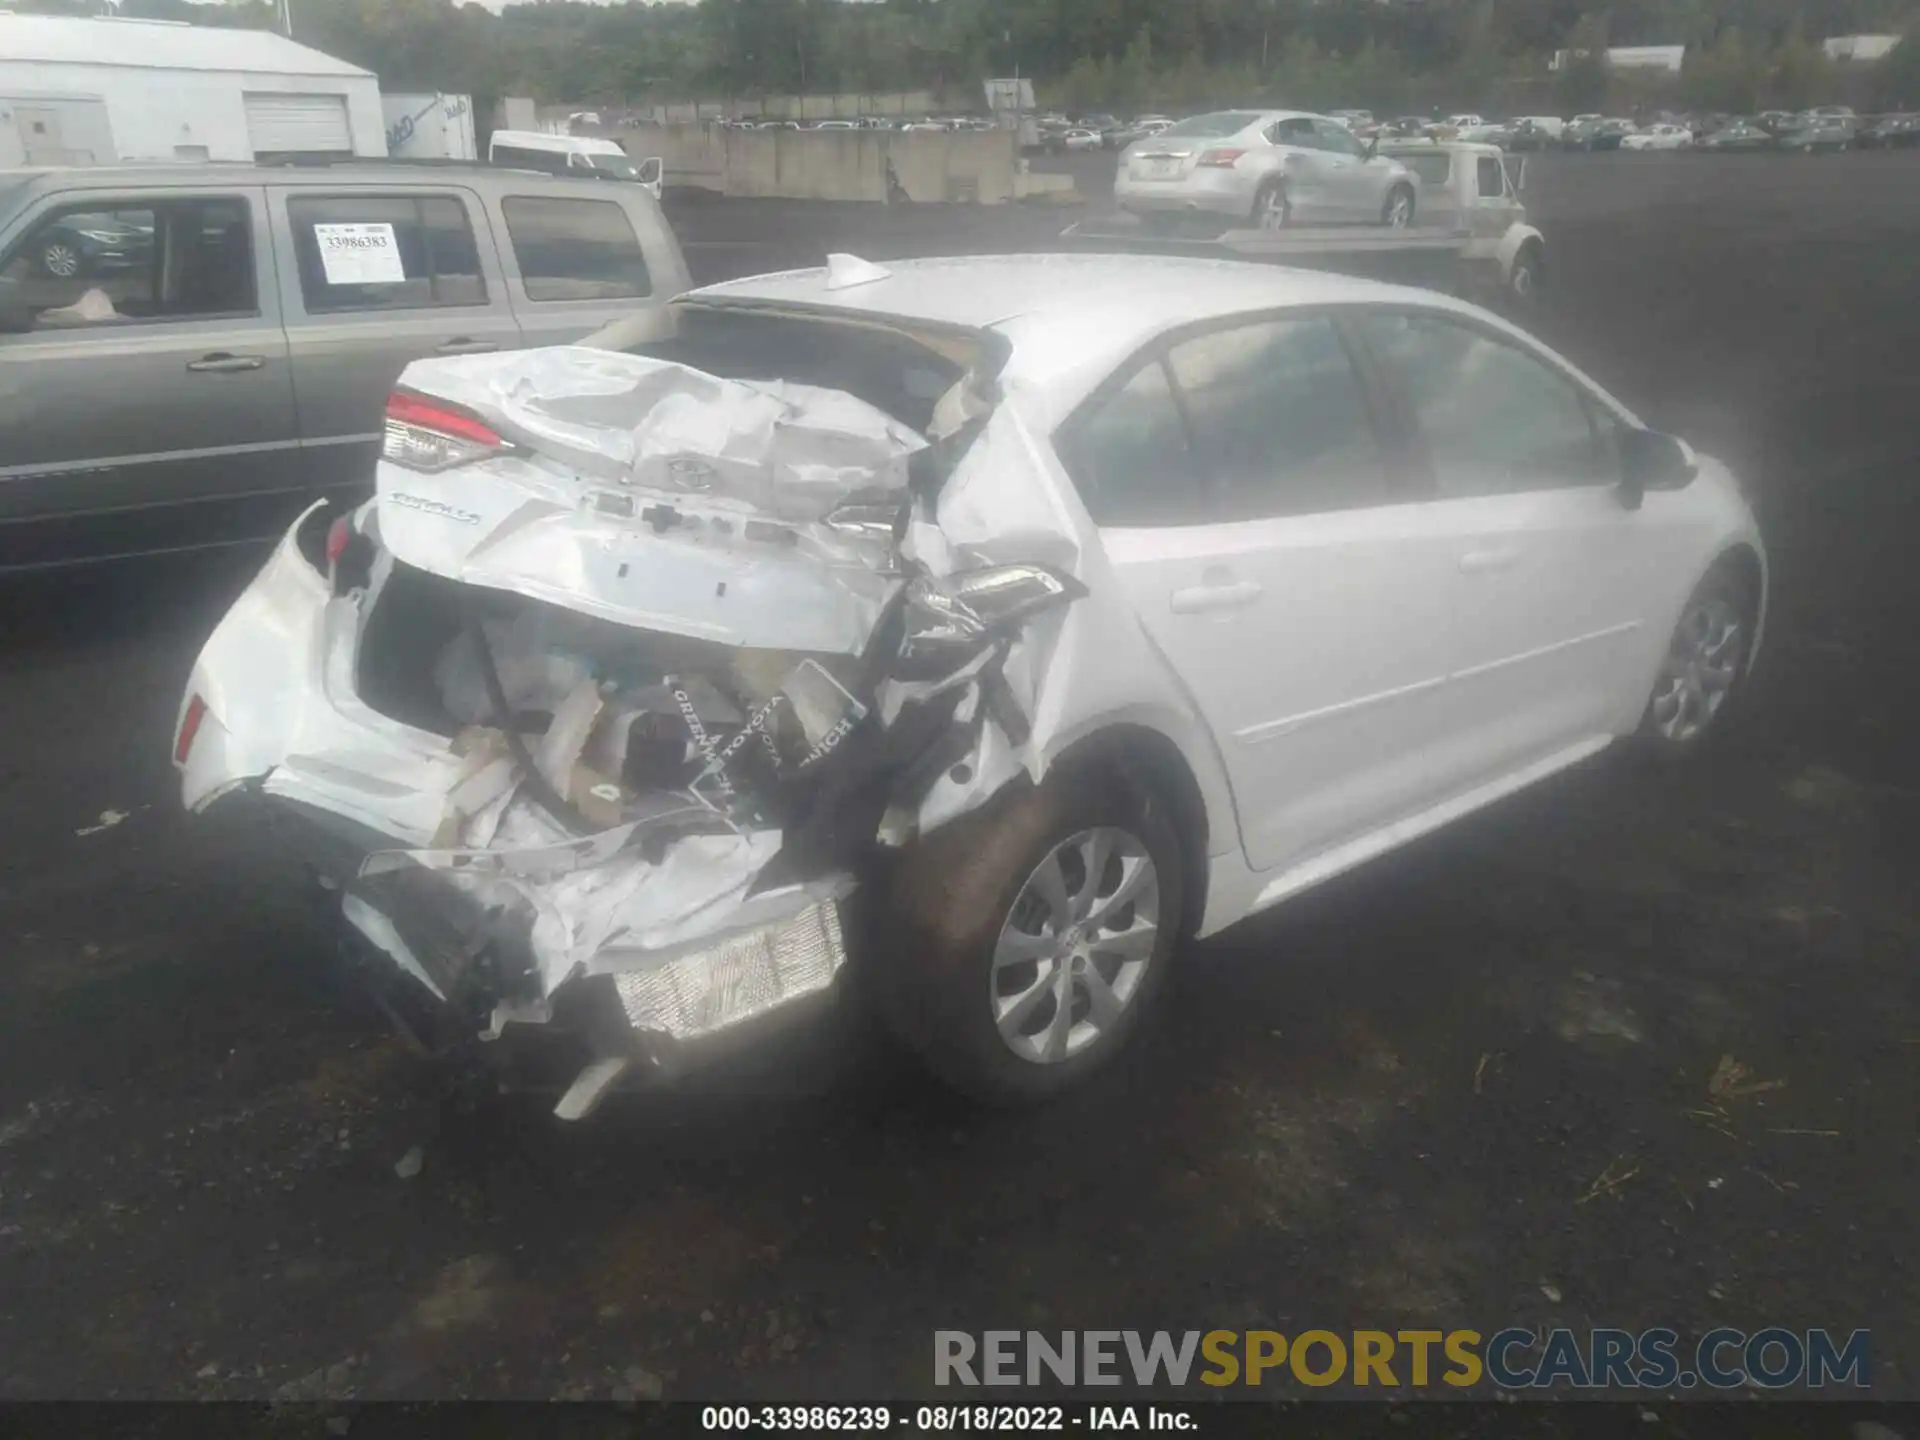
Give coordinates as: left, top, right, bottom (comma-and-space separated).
374, 350, 930, 655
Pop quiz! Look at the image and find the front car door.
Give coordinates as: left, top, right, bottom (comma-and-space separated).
489, 189, 687, 348
270, 184, 524, 501
1311, 118, 1379, 218
1059, 311, 1488, 876
1350, 307, 1700, 781
0, 184, 298, 568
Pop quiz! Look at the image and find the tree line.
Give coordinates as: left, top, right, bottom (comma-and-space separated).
25, 0, 1920, 112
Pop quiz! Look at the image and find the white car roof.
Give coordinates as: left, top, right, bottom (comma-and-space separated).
688, 253, 1479, 416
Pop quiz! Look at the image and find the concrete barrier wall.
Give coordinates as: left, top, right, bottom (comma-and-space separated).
621, 124, 1021, 205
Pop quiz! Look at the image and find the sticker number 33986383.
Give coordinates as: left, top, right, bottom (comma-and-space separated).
312, 222, 406, 285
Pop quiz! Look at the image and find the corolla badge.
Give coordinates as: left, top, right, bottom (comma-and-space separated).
389, 492, 481, 524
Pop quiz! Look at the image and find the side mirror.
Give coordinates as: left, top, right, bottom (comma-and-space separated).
1617, 427, 1696, 509
1364, 136, 1379, 160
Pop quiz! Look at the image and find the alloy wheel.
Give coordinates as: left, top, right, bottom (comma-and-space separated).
1386, 190, 1414, 227
990, 827, 1160, 1064
42, 242, 80, 279
1256, 187, 1289, 230
1649, 594, 1745, 743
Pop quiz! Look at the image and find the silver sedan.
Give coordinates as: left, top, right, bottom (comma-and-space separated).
1114, 109, 1421, 229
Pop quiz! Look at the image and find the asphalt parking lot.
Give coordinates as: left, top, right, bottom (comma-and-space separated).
3, 152, 1919, 1404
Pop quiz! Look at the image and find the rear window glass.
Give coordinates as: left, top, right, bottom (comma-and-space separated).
287, 194, 485, 312
635, 306, 963, 433
1160, 112, 1260, 139
502, 196, 651, 302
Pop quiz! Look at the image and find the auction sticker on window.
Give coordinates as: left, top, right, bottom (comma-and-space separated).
313, 222, 406, 284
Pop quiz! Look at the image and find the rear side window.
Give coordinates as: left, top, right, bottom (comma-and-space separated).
287, 194, 485, 312
1165, 317, 1388, 521
1063, 360, 1201, 527
501, 197, 652, 302
1399, 152, 1452, 186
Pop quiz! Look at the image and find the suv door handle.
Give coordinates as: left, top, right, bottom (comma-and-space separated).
186, 352, 265, 373
1171, 580, 1264, 614
1458, 547, 1521, 573
434, 337, 499, 355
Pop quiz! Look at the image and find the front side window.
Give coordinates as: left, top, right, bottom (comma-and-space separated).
1165, 316, 1388, 521
501, 196, 652, 301
1477, 155, 1507, 197
1315, 120, 1366, 156
1062, 360, 1201, 527
287, 194, 485, 313
0, 196, 252, 333
1358, 312, 1617, 497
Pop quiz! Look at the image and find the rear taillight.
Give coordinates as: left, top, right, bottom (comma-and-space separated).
382, 390, 505, 472
174, 694, 208, 766
1196, 148, 1246, 167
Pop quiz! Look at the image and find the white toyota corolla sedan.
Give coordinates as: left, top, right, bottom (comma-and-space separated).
175, 254, 1766, 1116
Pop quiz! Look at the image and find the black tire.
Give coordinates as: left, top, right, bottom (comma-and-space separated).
1381, 182, 1416, 228
877, 763, 1185, 1106
1508, 241, 1543, 306
1636, 556, 1759, 758
1250, 177, 1290, 230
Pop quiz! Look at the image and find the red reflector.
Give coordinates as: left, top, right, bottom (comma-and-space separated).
385, 390, 502, 448
325, 516, 352, 569
174, 694, 208, 766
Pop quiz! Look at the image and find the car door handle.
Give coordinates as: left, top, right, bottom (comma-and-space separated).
434, 337, 499, 355
1458, 547, 1521, 573
186, 352, 265, 373
1170, 581, 1264, 614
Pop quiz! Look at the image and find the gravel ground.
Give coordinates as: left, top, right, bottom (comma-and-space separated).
1, 152, 1917, 1403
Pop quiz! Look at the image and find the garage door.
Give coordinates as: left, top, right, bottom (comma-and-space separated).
243, 93, 353, 155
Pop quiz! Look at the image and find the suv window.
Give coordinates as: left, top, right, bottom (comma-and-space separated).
1359, 312, 1617, 497
501, 196, 652, 302
0, 196, 252, 333
1476, 155, 1506, 197
1165, 317, 1388, 520
287, 194, 484, 313
1063, 360, 1200, 527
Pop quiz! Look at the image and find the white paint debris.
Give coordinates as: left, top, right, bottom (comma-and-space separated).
74, 809, 129, 837
394, 1145, 424, 1180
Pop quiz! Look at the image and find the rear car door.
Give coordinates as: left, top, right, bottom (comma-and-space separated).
1351, 309, 1689, 780
0, 184, 299, 568
1060, 312, 1485, 875
270, 184, 523, 500
490, 189, 689, 348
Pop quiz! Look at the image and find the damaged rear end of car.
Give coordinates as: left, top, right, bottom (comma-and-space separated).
174, 295, 1094, 1118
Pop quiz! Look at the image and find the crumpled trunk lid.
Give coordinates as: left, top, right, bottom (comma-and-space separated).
374, 347, 929, 656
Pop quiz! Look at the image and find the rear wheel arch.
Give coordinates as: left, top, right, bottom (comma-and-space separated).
1047, 724, 1212, 941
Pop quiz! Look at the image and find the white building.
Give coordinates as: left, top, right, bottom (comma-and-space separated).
0, 13, 386, 167
1822, 34, 1902, 62
1551, 44, 1688, 74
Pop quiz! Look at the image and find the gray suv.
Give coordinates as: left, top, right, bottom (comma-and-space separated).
0, 163, 693, 569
